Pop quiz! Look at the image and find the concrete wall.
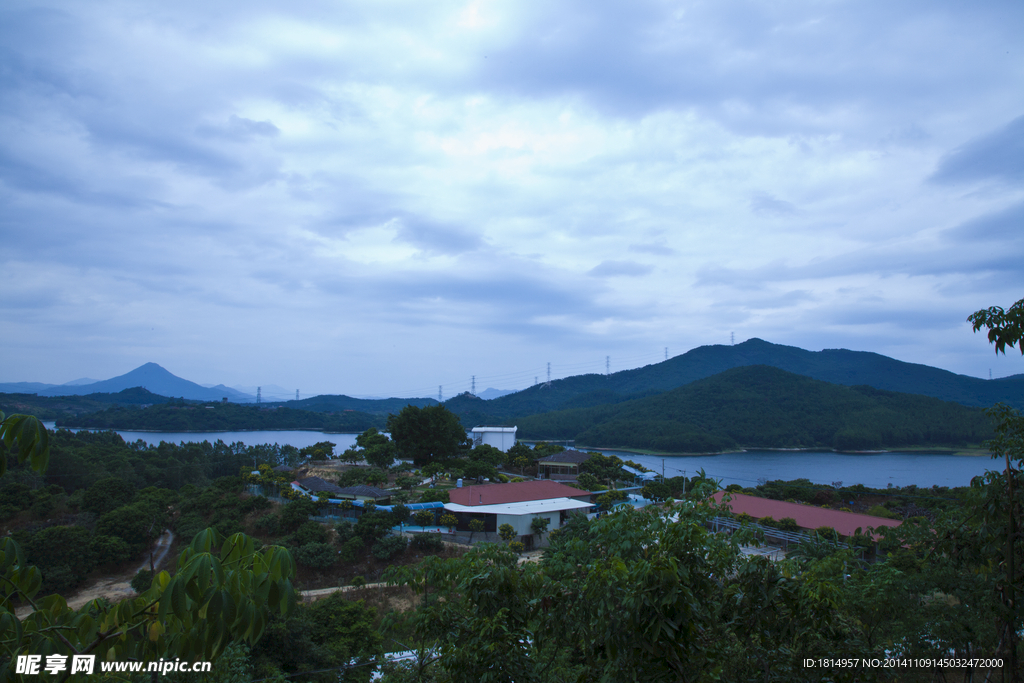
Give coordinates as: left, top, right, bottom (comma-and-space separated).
496, 510, 560, 538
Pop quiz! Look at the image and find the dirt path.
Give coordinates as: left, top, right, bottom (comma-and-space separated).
16, 530, 175, 618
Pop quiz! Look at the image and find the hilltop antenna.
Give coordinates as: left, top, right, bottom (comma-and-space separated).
534, 376, 538, 386
296, 389, 300, 401
606, 356, 610, 375
438, 385, 443, 402
546, 362, 551, 386
256, 387, 261, 404
472, 375, 476, 395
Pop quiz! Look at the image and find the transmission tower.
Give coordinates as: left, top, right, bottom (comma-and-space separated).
547, 362, 551, 385
534, 376, 538, 386
256, 387, 261, 404
296, 389, 299, 401
438, 385, 443, 402
606, 356, 610, 375
731, 332, 735, 345
665, 347, 668, 360
471, 375, 476, 394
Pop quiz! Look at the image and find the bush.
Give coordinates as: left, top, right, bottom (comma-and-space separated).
131, 569, 154, 594
815, 526, 839, 542
508, 541, 525, 554
371, 534, 408, 561
758, 516, 777, 528
866, 505, 899, 520
294, 542, 337, 570
350, 575, 366, 587
411, 533, 444, 552
354, 510, 394, 545
414, 509, 436, 527
292, 521, 328, 547
776, 517, 800, 532
91, 534, 132, 567
419, 489, 450, 504
253, 513, 280, 535
280, 497, 319, 532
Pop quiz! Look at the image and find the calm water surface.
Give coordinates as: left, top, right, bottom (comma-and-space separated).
47, 424, 996, 489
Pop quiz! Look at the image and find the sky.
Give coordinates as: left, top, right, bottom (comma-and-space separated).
1, 0, 1022, 398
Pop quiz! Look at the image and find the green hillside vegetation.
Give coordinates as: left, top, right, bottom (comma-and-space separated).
57, 399, 386, 432
517, 365, 995, 453
0, 387, 171, 420
280, 394, 436, 415
449, 338, 1024, 422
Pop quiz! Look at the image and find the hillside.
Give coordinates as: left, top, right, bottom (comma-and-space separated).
515, 365, 996, 453
57, 400, 386, 433
451, 338, 1024, 422
37, 363, 253, 402
0, 388, 171, 420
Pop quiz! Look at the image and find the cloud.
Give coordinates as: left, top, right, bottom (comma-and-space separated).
392, 217, 485, 255
930, 115, 1024, 186
196, 115, 281, 141
588, 260, 654, 277
750, 193, 797, 216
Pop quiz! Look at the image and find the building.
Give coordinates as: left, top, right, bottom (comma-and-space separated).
444, 480, 593, 548
710, 491, 902, 539
535, 449, 592, 480
471, 426, 518, 452
293, 477, 392, 505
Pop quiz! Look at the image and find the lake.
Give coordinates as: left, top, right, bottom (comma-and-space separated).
46, 424, 997, 489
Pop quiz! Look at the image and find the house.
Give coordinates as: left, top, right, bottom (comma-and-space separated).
444, 480, 594, 548
334, 485, 392, 505
471, 426, 518, 452
534, 449, 592, 480
294, 476, 345, 497
710, 491, 902, 539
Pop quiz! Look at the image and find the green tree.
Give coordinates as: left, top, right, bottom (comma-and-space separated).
440, 513, 458, 532
498, 523, 516, 544
353, 428, 398, 470
576, 471, 600, 491
467, 518, 484, 543
530, 516, 550, 544
505, 442, 533, 476
386, 405, 470, 467
969, 296, 1024, 355
414, 509, 436, 527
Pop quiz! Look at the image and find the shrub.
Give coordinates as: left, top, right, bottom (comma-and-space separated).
866, 505, 899, 520
411, 533, 444, 552
776, 517, 800, 532
279, 497, 319, 532
498, 523, 516, 543
508, 541, 525, 554
294, 542, 337, 570
253, 513, 280, 535
131, 569, 154, 594
350, 575, 366, 587
419, 489, 450, 504
414, 509, 436, 527
758, 516, 777, 528
439, 513, 459, 530
815, 526, 839, 542
354, 510, 394, 545
292, 520, 328, 547
371, 534, 408, 561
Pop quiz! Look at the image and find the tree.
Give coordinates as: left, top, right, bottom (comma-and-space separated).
440, 513, 458, 532
576, 472, 600, 491
353, 428, 397, 470
530, 516, 550, 544
467, 519, 484, 543
498, 523, 517, 544
969, 296, 1024, 355
299, 440, 337, 461
414, 509, 436, 527
505, 442, 533, 476
580, 453, 627, 486
386, 405, 470, 467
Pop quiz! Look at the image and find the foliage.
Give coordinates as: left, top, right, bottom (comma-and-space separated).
467, 518, 484, 542
576, 472, 600, 491
418, 488, 450, 504
354, 510, 395, 545
580, 453, 628, 485
131, 569, 154, 594
279, 497, 320, 532
372, 534, 408, 561
294, 542, 338, 570
346, 428, 397, 470
414, 509, 436, 527
642, 480, 671, 502
291, 520, 329, 547
411, 533, 444, 552
498, 523, 516, 543
0, 412, 49, 478
530, 516, 550, 541
439, 513, 458, 530
250, 592, 382, 683
395, 474, 419, 490
2, 528, 297, 677
390, 502, 411, 527
385, 405, 470, 466
969, 296, 1024, 355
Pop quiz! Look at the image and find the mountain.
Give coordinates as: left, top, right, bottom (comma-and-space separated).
38, 363, 253, 402
281, 394, 437, 415
0, 382, 58, 394
454, 338, 1024, 422
516, 365, 995, 453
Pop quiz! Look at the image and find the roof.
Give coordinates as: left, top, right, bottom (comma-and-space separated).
445, 498, 593, 516
534, 449, 591, 464
336, 485, 391, 499
272, 464, 295, 473
471, 426, 518, 433
711, 491, 902, 538
449, 480, 589, 506
296, 476, 345, 495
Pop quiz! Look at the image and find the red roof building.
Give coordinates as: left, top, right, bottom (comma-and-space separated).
449, 480, 591, 506
711, 491, 901, 538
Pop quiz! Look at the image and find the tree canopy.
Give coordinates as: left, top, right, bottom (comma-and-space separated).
385, 405, 469, 467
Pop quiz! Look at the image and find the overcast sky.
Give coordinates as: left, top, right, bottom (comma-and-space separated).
2, 0, 1022, 398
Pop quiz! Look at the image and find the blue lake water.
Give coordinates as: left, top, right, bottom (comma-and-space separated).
47, 424, 997, 489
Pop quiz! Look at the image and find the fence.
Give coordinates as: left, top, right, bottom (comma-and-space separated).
710, 516, 849, 550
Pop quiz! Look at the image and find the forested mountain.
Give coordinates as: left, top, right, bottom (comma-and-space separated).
443, 338, 1024, 422
282, 394, 436, 415
0, 388, 171, 420
516, 365, 995, 453
57, 400, 385, 433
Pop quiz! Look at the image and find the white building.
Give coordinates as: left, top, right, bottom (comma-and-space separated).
471, 425, 518, 452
